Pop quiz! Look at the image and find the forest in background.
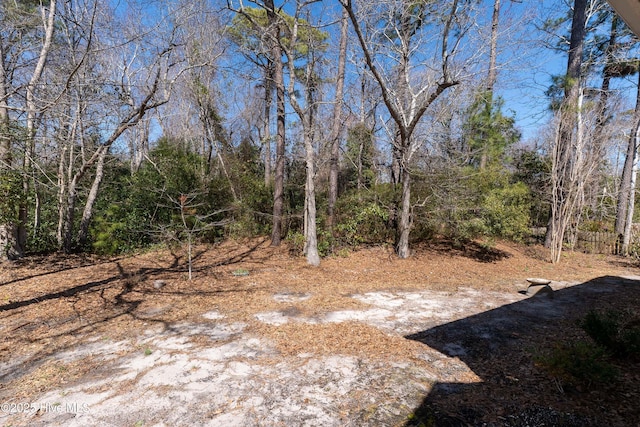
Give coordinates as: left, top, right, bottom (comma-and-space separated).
1, 0, 639, 265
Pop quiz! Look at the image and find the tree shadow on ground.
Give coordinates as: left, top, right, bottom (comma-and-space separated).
404, 276, 640, 427
419, 239, 512, 263
0, 254, 120, 288
0, 241, 272, 391
1, 239, 273, 312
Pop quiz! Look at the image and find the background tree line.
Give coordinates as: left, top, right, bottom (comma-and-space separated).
0, 0, 639, 265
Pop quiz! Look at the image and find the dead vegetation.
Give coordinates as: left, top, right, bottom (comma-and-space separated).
1, 239, 639, 425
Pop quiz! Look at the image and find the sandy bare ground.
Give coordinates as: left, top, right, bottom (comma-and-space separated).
1, 240, 639, 426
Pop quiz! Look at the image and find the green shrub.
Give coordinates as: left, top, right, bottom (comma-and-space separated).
430, 167, 531, 242
226, 182, 272, 238
284, 229, 333, 259
335, 190, 393, 247
286, 230, 305, 255
480, 181, 531, 241
581, 310, 640, 360
0, 170, 22, 223
317, 229, 333, 257
26, 219, 58, 254
535, 340, 617, 388
91, 203, 150, 254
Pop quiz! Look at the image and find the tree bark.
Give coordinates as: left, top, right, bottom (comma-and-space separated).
593, 15, 617, 150
0, 42, 10, 168
56, 144, 68, 249
266, 0, 286, 246
0, 40, 22, 260
18, 0, 57, 252
622, 120, 640, 255
545, 0, 587, 262
327, 8, 348, 232
487, 0, 500, 92
615, 73, 640, 238
62, 176, 79, 253
396, 166, 412, 258
479, 0, 501, 170
304, 125, 320, 266
281, 4, 321, 265
263, 64, 273, 186
78, 146, 108, 248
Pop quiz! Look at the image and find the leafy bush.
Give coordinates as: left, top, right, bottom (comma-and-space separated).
226, 180, 272, 238
0, 170, 22, 224
91, 203, 150, 255
89, 139, 234, 254
428, 167, 532, 242
334, 187, 394, 247
480, 181, 531, 241
581, 310, 640, 360
512, 148, 551, 227
26, 217, 58, 254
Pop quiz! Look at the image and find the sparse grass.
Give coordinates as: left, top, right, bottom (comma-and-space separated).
534, 340, 617, 389
334, 247, 351, 258
232, 268, 249, 276
404, 409, 435, 427
535, 309, 640, 391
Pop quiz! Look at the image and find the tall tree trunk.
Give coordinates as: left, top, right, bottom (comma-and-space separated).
267, 0, 286, 246
391, 132, 402, 185
78, 146, 108, 248
131, 118, 149, 174
357, 139, 364, 191
304, 125, 320, 266
0, 41, 22, 260
622, 120, 640, 255
616, 73, 640, 246
545, 0, 587, 262
615, 69, 640, 238
56, 145, 68, 248
17, 0, 57, 253
282, 5, 321, 265
397, 165, 412, 258
486, 0, 500, 92
593, 15, 617, 147
327, 8, 348, 232
263, 64, 273, 186
0, 44, 10, 168
479, 0, 501, 170
62, 178, 79, 253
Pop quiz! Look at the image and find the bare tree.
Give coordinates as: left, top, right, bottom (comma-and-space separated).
278, 2, 328, 266
0, 0, 57, 259
327, 7, 348, 232
340, 0, 476, 258
545, 0, 602, 263
259, 0, 287, 246
51, 0, 187, 252
617, 73, 640, 254
0, 28, 20, 259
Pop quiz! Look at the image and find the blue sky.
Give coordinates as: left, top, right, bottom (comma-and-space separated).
113, 0, 639, 151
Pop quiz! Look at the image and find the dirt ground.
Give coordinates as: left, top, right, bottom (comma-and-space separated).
0, 239, 639, 426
